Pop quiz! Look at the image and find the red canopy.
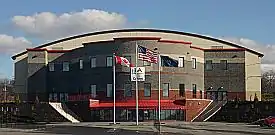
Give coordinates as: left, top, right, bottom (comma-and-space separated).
90, 99, 186, 110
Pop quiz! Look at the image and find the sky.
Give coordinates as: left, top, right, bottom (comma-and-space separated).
0, 0, 275, 79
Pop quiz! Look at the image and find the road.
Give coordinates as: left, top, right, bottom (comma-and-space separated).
0, 122, 274, 135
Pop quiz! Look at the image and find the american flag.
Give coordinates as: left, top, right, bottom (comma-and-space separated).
138, 45, 158, 64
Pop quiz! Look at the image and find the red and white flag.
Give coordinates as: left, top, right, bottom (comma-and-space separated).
115, 56, 132, 67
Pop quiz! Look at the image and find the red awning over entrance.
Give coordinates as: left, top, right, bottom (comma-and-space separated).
89, 99, 186, 110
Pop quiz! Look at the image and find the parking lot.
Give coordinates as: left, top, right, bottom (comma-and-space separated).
0, 122, 274, 135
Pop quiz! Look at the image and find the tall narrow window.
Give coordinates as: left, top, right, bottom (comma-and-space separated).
179, 84, 185, 97
106, 84, 113, 97
144, 83, 151, 97
178, 57, 184, 67
124, 83, 132, 97
48, 63, 55, 71
79, 59, 83, 69
106, 56, 113, 67
192, 84, 197, 98
62, 62, 70, 71
90, 85, 96, 98
91, 57, 96, 68
205, 60, 213, 70
192, 58, 196, 69
162, 83, 169, 97
220, 60, 228, 70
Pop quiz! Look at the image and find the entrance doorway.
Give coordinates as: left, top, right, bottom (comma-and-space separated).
206, 91, 227, 101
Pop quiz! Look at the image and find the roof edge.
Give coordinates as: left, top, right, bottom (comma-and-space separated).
11, 28, 264, 60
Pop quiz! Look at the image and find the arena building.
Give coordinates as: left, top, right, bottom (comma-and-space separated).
11, 29, 263, 122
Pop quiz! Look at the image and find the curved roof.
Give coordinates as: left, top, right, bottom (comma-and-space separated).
11, 28, 264, 60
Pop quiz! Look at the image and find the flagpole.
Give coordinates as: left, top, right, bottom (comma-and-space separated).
158, 52, 161, 123
113, 53, 116, 124
135, 41, 139, 126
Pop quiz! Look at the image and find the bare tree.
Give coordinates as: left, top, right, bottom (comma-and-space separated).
261, 70, 275, 93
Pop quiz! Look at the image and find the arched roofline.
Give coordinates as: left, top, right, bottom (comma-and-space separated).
11, 28, 264, 60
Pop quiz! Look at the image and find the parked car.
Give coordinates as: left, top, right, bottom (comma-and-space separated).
252, 116, 275, 127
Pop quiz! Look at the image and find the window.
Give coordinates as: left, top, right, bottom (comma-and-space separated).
48, 63, 55, 71
90, 85, 96, 98
192, 84, 197, 98
124, 83, 132, 97
49, 93, 53, 101
64, 93, 68, 101
179, 84, 185, 97
178, 57, 184, 67
162, 83, 169, 97
78, 87, 83, 94
91, 57, 96, 68
192, 58, 196, 69
79, 59, 83, 69
143, 61, 151, 66
106, 84, 113, 97
144, 83, 151, 97
62, 62, 70, 71
220, 60, 228, 70
106, 56, 113, 67
205, 60, 213, 70
60, 93, 64, 102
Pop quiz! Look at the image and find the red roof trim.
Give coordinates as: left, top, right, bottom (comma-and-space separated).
26, 48, 71, 53
190, 46, 204, 50
26, 48, 47, 51
113, 37, 161, 40
158, 40, 192, 45
90, 100, 186, 110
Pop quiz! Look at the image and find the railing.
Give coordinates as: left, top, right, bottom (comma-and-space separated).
60, 103, 82, 122
49, 102, 80, 123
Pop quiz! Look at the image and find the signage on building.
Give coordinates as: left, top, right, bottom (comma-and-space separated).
131, 67, 145, 81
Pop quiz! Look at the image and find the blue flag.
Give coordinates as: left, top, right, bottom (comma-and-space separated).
161, 56, 178, 67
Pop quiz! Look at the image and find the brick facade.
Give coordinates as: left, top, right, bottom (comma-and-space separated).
12, 29, 263, 122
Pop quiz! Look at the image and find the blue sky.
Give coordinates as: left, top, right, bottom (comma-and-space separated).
0, 0, 275, 78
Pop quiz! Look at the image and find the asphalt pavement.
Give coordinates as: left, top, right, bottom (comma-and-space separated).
0, 122, 274, 135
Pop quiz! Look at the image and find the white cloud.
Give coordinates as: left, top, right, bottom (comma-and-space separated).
0, 34, 32, 55
221, 37, 275, 72
12, 9, 128, 40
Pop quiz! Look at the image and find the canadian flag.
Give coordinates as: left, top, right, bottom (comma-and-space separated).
115, 55, 132, 67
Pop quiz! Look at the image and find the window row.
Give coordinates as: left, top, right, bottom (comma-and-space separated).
90, 83, 201, 98
90, 109, 185, 121
49, 93, 69, 102
48, 56, 113, 72
48, 56, 198, 71
205, 60, 228, 70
